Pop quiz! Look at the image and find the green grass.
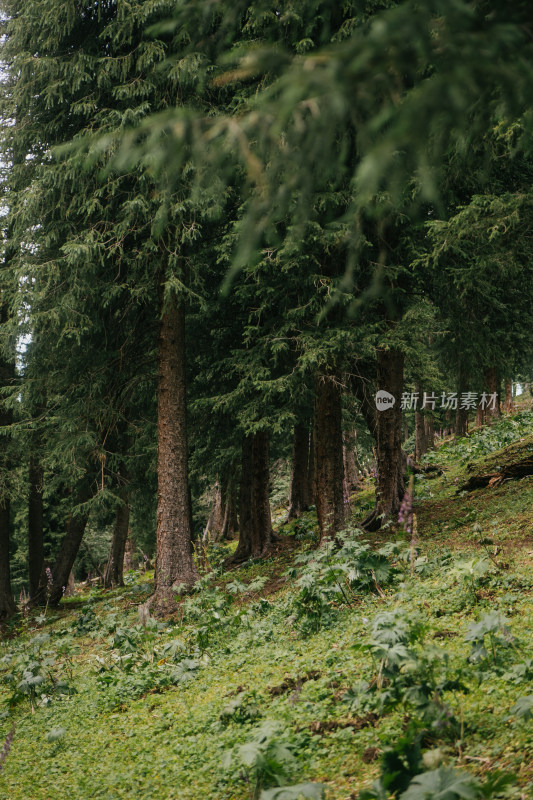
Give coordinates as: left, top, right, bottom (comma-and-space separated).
1, 411, 533, 800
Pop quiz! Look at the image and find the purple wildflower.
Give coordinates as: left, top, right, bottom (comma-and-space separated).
0, 724, 15, 774
398, 491, 413, 533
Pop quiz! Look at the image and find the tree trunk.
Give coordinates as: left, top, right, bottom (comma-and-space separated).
455, 367, 469, 439
31, 481, 95, 606
415, 408, 426, 460
455, 403, 468, 437
63, 570, 76, 597
48, 490, 91, 605
28, 453, 44, 600
424, 415, 434, 450
443, 410, 451, 439
0, 500, 16, 620
204, 481, 224, 542
220, 482, 238, 540
343, 428, 360, 500
150, 295, 198, 613
314, 372, 344, 542
363, 348, 405, 531
236, 435, 253, 559
209, 476, 238, 543
0, 302, 16, 619
103, 478, 130, 589
475, 402, 484, 428
414, 383, 427, 461
484, 367, 501, 423
504, 379, 513, 414
252, 431, 274, 552
288, 424, 311, 519
232, 431, 274, 562
352, 373, 377, 439
188, 484, 195, 542
123, 535, 136, 571
307, 425, 316, 506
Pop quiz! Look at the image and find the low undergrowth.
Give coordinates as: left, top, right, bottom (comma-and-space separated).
1, 420, 533, 799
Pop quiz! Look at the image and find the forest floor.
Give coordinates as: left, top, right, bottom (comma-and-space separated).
1, 409, 533, 800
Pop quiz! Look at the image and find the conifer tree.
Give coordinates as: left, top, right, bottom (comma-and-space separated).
0, 0, 218, 611
0, 298, 16, 619
122, 0, 533, 529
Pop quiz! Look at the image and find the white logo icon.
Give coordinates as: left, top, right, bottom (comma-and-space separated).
375, 390, 396, 411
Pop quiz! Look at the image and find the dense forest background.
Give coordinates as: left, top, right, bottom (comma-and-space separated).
0, 0, 532, 617
1, 3, 533, 800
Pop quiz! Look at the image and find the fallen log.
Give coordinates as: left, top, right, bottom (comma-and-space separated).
457, 456, 533, 493
409, 463, 444, 476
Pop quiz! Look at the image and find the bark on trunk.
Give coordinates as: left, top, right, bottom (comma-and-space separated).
484, 367, 501, 423
150, 295, 198, 613
443, 411, 451, 439
232, 432, 274, 562
123, 536, 136, 571
455, 409, 469, 436
475, 403, 484, 428
220, 483, 238, 540
188, 485, 195, 542
103, 478, 130, 589
0, 500, 16, 620
63, 570, 76, 597
28, 453, 44, 600
288, 424, 311, 519
236, 435, 253, 559
415, 409, 426, 460
424, 415, 434, 450
0, 306, 16, 619
504, 379, 513, 414
307, 425, 316, 506
363, 349, 405, 531
343, 429, 360, 500
252, 432, 274, 552
204, 481, 224, 542
455, 368, 469, 438
352, 374, 377, 439
314, 373, 345, 542
414, 384, 427, 461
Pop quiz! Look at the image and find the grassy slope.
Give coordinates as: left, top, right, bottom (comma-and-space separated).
1, 411, 533, 800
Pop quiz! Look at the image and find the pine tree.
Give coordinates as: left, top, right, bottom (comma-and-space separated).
0, 298, 16, 619
0, 0, 219, 611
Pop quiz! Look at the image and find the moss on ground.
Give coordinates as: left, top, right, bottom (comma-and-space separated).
1, 411, 533, 800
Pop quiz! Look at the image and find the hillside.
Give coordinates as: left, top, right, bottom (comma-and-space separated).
1, 412, 533, 800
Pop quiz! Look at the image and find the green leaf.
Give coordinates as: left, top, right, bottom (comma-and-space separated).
400, 768, 479, 800
45, 727, 67, 743
511, 695, 533, 721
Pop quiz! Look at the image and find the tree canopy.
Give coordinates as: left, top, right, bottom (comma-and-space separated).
0, 0, 532, 613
